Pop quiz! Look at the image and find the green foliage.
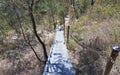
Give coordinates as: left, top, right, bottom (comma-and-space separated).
88, 2, 120, 20
79, 0, 91, 13
100, 0, 120, 5
68, 38, 78, 51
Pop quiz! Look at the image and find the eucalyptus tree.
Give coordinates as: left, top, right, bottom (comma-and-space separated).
0, 0, 48, 62
15, 0, 48, 61
91, 0, 95, 5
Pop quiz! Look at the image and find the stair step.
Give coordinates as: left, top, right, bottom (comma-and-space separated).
43, 72, 74, 75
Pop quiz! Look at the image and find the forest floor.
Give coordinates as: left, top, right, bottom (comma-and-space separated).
0, 17, 120, 75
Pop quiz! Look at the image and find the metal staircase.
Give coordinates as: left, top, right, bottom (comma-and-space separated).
43, 27, 75, 75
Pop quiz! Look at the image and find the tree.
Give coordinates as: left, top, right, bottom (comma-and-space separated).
12, 0, 46, 62
0, 0, 48, 62
28, 0, 48, 60
91, 0, 95, 5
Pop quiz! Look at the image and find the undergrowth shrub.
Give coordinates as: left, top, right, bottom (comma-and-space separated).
88, 4, 120, 20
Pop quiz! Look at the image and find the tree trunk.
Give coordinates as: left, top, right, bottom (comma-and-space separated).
51, 8, 56, 30
61, 12, 65, 36
91, 0, 95, 5
29, 7, 48, 60
13, 1, 45, 62
72, 0, 79, 19
69, 0, 73, 5
28, 0, 48, 61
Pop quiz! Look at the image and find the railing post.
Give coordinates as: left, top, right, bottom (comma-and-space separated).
103, 45, 120, 75
67, 26, 70, 46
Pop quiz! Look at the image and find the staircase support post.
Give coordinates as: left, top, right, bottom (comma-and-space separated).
103, 45, 120, 75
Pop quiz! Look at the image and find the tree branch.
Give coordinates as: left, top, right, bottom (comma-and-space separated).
28, 0, 48, 61
12, 0, 45, 62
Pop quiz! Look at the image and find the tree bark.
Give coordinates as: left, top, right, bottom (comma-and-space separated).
51, 7, 56, 30
13, 0, 45, 62
72, 0, 79, 19
69, 0, 73, 5
91, 0, 95, 5
28, 0, 48, 61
